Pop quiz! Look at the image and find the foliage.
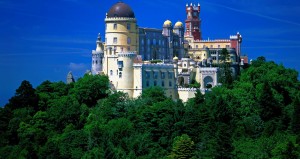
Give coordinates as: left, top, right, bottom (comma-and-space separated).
1, 57, 300, 158
168, 134, 195, 159
218, 48, 233, 87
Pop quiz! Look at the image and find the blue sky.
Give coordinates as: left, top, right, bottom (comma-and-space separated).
1, 0, 300, 106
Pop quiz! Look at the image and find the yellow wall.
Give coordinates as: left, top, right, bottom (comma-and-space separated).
105, 18, 138, 53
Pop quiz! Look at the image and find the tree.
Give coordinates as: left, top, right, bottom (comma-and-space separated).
168, 134, 195, 159
7, 80, 38, 111
218, 48, 233, 87
140, 86, 167, 105
71, 74, 109, 107
292, 94, 300, 134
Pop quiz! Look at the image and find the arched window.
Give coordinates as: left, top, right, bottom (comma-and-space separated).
110, 70, 113, 76
127, 37, 131, 44
127, 23, 131, 30
119, 72, 122, 78
113, 23, 117, 30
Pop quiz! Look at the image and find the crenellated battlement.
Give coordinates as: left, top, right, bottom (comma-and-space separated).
117, 52, 137, 57
178, 88, 198, 91
194, 39, 231, 42
105, 17, 136, 22
133, 63, 174, 69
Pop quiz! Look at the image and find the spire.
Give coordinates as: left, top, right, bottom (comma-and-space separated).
186, 3, 188, 7
97, 33, 102, 43
190, 3, 192, 6
67, 71, 75, 84
198, 3, 200, 6
96, 33, 103, 52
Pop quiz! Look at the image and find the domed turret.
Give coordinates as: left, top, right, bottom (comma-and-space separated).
174, 21, 183, 28
163, 20, 172, 27
107, 2, 135, 18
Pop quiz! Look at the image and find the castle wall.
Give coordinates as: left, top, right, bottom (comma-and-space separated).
178, 88, 197, 102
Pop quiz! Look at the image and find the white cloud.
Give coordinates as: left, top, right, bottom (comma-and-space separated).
68, 62, 88, 71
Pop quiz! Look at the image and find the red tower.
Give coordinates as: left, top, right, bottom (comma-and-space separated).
185, 3, 201, 40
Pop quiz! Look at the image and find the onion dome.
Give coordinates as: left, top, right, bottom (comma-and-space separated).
174, 21, 183, 28
107, 2, 135, 18
163, 20, 172, 27
173, 56, 179, 61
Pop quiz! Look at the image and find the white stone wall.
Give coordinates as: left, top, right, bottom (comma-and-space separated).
178, 88, 197, 102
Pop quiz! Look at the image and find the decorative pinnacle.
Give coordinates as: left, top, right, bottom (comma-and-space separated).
186, 3, 188, 7
97, 33, 101, 41
198, 3, 200, 6
190, 3, 192, 6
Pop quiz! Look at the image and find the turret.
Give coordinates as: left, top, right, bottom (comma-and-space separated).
67, 71, 75, 84
162, 20, 173, 37
230, 32, 243, 60
174, 21, 185, 59
116, 52, 136, 97
91, 33, 104, 75
184, 3, 201, 40
162, 20, 175, 60
173, 56, 179, 79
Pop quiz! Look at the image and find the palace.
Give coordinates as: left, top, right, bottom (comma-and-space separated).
90, 2, 244, 102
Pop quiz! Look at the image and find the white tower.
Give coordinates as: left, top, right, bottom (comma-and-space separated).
91, 33, 104, 75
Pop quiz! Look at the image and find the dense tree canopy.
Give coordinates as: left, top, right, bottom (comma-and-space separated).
0, 57, 300, 158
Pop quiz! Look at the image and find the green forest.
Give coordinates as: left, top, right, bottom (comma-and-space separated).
1, 57, 300, 159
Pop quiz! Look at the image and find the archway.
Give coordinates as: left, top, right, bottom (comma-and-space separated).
203, 76, 214, 88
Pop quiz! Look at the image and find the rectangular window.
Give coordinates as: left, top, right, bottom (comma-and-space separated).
153, 71, 158, 79
127, 46, 130, 51
113, 23, 117, 30
110, 70, 113, 76
119, 72, 122, 78
145, 71, 150, 79
169, 81, 172, 87
161, 72, 165, 79
154, 81, 157, 86
118, 61, 123, 68
146, 81, 149, 87
127, 23, 131, 30
113, 37, 117, 44
162, 81, 165, 87
168, 72, 172, 79
226, 45, 230, 48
